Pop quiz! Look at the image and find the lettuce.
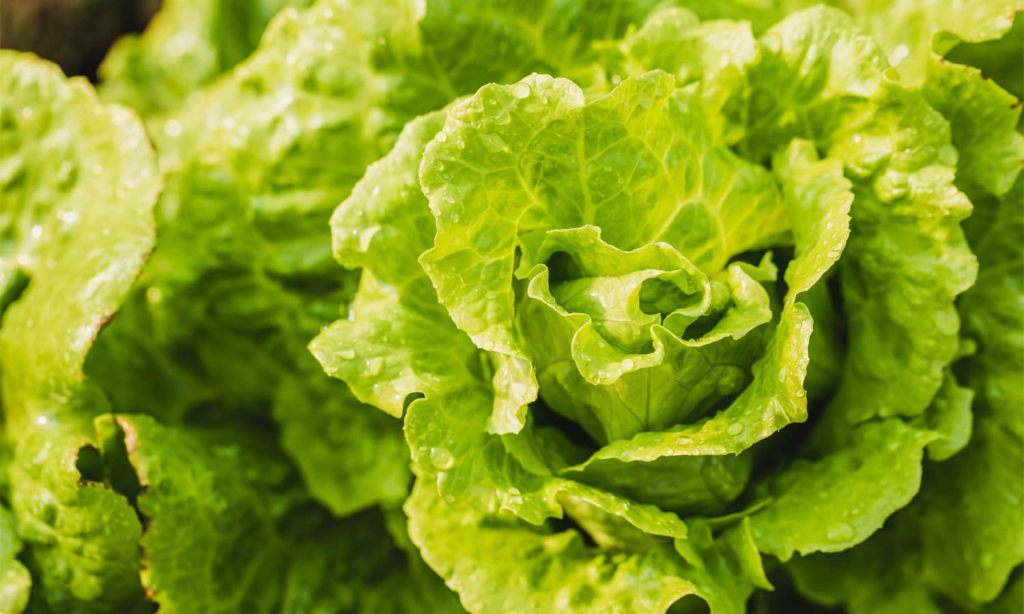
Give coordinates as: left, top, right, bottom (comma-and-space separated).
314, 3, 1021, 612
0, 0, 1020, 612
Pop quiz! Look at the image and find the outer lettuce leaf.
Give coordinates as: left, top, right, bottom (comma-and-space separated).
785, 29, 1023, 613
99, 0, 312, 116
786, 415, 1023, 610
920, 370, 974, 461
932, 47, 1023, 438
406, 480, 767, 614
312, 112, 482, 419
98, 415, 289, 612
825, 0, 1020, 85
726, 7, 976, 429
96, 413, 456, 613
784, 508, 943, 614
923, 54, 1024, 201
0, 505, 30, 614
957, 179, 1024, 440
0, 52, 159, 611
927, 50, 1024, 606
749, 420, 934, 561
666, 1, 1020, 85
272, 374, 411, 516
0, 56, 156, 322
921, 61, 1024, 605
919, 417, 1024, 604
944, 11, 1024, 99
318, 114, 553, 523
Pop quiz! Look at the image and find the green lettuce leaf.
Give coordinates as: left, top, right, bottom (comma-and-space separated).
726, 7, 976, 430
783, 24, 1022, 612
749, 420, 935, 561
923, 54, 1024, 201
944, 11, 1024, 99
95, 413, 455, 613
825, 0, 1020, 85
785, 413, 1023, 610
921, 59, 1024, 605
784, 507, 942, 614
407, 480, 767, 614
99, 0, 312, 116
666, 0, 1020, 85
0, 505, 30, 614
957, 178, 1024, 441
0, 51, 160, 612
920, 371, 974, 461
272, 374, 411, 516
918, 417, 1024, 604
312, 111, 480, 419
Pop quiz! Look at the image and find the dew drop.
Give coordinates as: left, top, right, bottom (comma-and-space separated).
164, 119, 182, 137
358, 226, 380, 251
727, 422, 744, 436
429, 446, 456, 470
826, 522, 855, 542
888, 44, 910, 67
512, 83, 531, 99
364, 356, 384, 376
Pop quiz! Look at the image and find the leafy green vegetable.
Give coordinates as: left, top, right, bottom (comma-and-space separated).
0, 49, 159, 612
1, 0, 1021, 611
99, 0, 313, 116
0, 505, 31, 614
312, 3, 1021, 612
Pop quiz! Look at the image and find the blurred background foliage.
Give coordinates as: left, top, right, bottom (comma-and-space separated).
1, 0, 161, 79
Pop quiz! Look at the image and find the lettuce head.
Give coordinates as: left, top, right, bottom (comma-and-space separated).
0, 0, 1020, 612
